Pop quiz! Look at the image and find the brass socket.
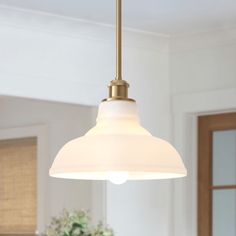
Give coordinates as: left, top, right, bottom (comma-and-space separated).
102, 79, 135, 102
109, 79, 128, 98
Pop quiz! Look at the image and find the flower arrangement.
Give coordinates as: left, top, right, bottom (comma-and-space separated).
43, 209, 114, 236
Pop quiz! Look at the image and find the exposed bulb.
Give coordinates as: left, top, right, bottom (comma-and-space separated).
107, 171, 129, 185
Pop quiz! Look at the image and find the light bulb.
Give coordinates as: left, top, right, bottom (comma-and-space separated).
107, 171, 129, 185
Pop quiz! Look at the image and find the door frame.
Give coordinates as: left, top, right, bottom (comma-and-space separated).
198, 113, 236, 236
172, 88, 236, 236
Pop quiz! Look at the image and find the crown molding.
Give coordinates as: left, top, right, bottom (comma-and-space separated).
1, 5, 236, 53
170, 27, 236, 52
0, 5, 169, 52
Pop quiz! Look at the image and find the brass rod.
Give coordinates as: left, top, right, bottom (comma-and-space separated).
116, 0, 122, 80
103, 0, 134, 102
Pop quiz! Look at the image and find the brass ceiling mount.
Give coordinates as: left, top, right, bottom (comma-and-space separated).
104, 0, 135, 102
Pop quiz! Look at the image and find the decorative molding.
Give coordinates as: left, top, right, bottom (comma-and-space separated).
0, 5, 169, 52
1, 4, 236, 53
170, 27, 236, 52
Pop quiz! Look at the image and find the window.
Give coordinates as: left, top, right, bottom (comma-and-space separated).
0, 137, 37, 235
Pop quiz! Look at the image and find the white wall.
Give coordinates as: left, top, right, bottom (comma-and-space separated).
4, 5, 236, 236
170, 30, 236, 95
170, 30, 236, 236
0, 6, 168, 106
0, 6, 173, 236
0, 96, 95, 232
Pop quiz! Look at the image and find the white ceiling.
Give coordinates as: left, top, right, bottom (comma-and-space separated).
0, 0, 236, 35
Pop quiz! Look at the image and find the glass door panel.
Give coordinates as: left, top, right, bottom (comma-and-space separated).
213, 130, 236, 186
212, 189, 236, 236
212, 129, 236, 236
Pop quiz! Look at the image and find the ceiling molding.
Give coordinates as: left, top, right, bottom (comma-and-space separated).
0, 5, 169, 53
1, 5, 236, 54
170, 27, 236, 52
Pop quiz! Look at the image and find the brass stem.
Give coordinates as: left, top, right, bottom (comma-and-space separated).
103, 0, 134, 102
116, 0, 122, 80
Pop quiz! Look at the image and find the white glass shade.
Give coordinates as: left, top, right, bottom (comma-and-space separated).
50, 100, 187, 182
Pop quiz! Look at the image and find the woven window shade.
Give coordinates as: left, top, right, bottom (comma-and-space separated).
0, 137, 37, 235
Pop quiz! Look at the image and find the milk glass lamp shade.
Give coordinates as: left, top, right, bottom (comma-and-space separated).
49, 100, 187, 183
49, 0, 187, 184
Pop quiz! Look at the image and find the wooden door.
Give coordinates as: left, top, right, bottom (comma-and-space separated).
198, 113, 236, 236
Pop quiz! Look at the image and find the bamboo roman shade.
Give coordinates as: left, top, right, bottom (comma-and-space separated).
0, 137, 37, 235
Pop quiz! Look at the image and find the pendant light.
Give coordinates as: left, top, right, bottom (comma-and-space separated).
49, 0, 187, 184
